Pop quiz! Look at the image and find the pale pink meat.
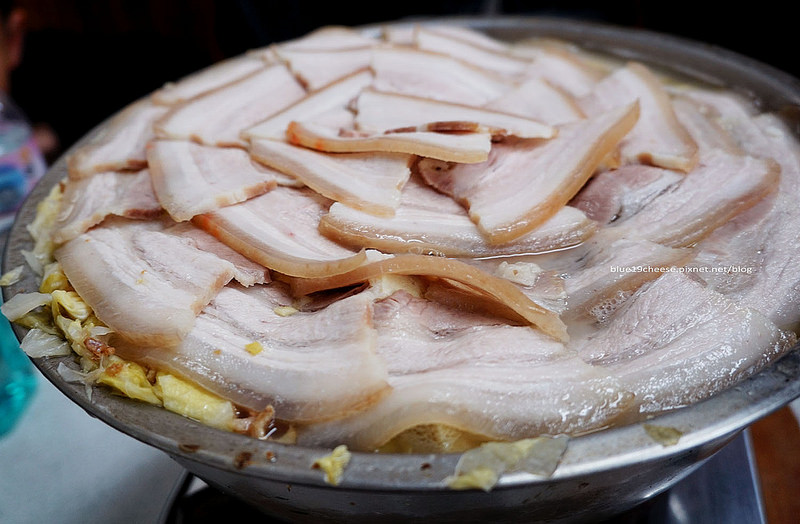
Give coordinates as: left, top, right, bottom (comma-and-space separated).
165, 222, 270, 287
115, 283, 388, 422
612, 149, 779, 247
485, 76, 585, 125
370, 46, 512, 106
276, 47, 372, 90
67, 99, 167, 179
276, 26, 378, 52
415, 27, 531, 77
148, 141, 278, 221
354, 88, 555, 138
672, 97, 742, 155
151, 55, 265, 106
53, 170, 162, 244
250, 138, 411, 217
296, 291, 632, 450
243, 69, 372, 141
287, 120, 492, 163
580, 63, 698, 171
419, 102, 639, 243
518, 46, 603, 98
575, 272, 796, 416
320, 177, 597, 257
561, 235, 692, 321
289, 254, 568, 342
193, 186, 366, 278
679, 92, 800, 330
155, 64, 306, 147
571, 165, 683, 225
55, 219, 238, 346
423, 25, 512, 53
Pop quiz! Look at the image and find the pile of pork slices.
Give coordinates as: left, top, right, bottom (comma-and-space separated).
52, 24, 799, 451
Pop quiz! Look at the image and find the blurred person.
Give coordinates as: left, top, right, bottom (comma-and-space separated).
0, 0, 23, 93
0, 0, 46, 236
0, 0, 57, 159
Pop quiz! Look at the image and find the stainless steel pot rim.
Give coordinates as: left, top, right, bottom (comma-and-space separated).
4, 15, 800, 493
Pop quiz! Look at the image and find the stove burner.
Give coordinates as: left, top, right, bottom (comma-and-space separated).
159, 431, 764, 523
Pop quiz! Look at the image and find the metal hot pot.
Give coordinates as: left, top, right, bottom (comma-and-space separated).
4, 16, 800, 523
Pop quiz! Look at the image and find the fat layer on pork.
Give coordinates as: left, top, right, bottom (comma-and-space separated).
67, 99, 168, 179
193, 186, 366, 278
250, 139, 411, 217
114, 283, 388, 422
576, 272, 796, 415
155, 64, 306, 147
296, 291, 632, 450
148, 141, 278, 221
419, 102, 639, 244
53, 169, 162, 244
320, 176, 597, 257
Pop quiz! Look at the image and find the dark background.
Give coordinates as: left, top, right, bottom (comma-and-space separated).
8, 0, 795, 160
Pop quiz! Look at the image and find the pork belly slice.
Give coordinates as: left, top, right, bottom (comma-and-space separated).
67, 99, 168, 179
193, 186, 366, 278
419, 102, 639, 244
297, 291, 631, 450
576, 272, 796, 416
675, 89, 767, 150
423, 25, 512, 54
250, 139, 411, 217
485, 76, 585, 125
613, 149, 779, 247
276, 47, 372, 90
687, 110, 800, 330
147, 141, 278, 221
355, 89, 555, 139
561, 235, 693, 321
570, 165, 684, 225
370, 46, 512, 106
427, 265, 569, 318
55, 220, 238, 346
580, 63, 698, 172
516, 46, 604, 98
381, 24, 415, 45
243, 69, 372, 141
151, 55, 265, 106
415, 27, 532, 77
53, 170, 162, 244
164, 222, 270, 287
277, 25, 378, 52
287, 121, 491, 163
320, 177, 596, 257
155, 64, 306, 147
289, 254, 568, 341
115, 283, 388, 422
672, 97, 742, 156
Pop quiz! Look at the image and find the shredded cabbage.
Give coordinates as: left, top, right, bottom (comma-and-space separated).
97, 356, 162, 405
51, 290, 92, 321
155, 372, 235, 430
313, 445, 351, 485
446, 436, 568, 491
0, 265, 24, 286
643, 424, 683, 446
0, 292, 52, 321
20, 328, 72, 357
24, 183, 62, 275
39, 262, 70, 293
